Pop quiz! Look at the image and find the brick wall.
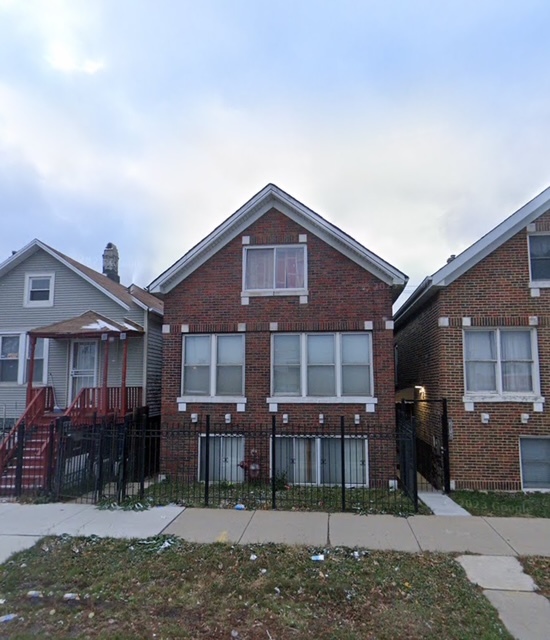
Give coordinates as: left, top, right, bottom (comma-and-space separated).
160, 207, 398, 484
396, 215, 550, 490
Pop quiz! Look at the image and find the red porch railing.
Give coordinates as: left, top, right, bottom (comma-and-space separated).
64, 387, 143, 424
0, 387, 53, 479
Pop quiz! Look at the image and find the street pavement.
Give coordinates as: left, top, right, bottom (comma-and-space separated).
1, 502, 549, 639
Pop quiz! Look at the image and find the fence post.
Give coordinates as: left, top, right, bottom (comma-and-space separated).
340, 416, 346, 512
139, 410, 147, 500
117, 417, 129, 503
52, 418, 66, 501
204, 415, 210, 507
47, 421, 55, 495
411, 413, 419, 512
95, 422, 105, 503
15, 421, 25, 498
271, 415, 277, 510
441, 399, 451, 494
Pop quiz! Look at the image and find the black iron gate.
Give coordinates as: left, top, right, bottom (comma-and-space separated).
397, 399, 450, 493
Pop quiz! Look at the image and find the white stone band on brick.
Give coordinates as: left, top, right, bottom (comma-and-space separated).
364, 320, 373, 330
162, 324, 170, 334
438, 317, 450, 327
181, 324, 189, 333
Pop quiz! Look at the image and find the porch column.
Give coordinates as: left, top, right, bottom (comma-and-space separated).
120, 334, 128, 417
101, 336, 110, 414
26, 334, 37, 406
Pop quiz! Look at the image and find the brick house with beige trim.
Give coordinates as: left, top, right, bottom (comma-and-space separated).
149, 184, 408, 487
395, 187, 550, 491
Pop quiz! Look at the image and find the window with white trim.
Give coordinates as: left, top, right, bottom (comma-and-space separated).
0, 335, 20, 383
182, 334, 244, 397
26, 338, 48, 384
24, 273, 54, 307
275, 436, 368, 486
243, 245, 306, 293
272, 332, 373, 398
464, 329, 537, 394
529, 234, 550, 283
199, 435, 244, 483
520, 437, 550, 489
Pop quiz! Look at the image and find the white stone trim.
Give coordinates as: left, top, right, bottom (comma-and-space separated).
364, 321, 373, 330
267, 396, 378, 405
242, 235, 250, 244
269, 322, 278, 331
237, 323, 246, 332
181, 324, 189, 333
385, 320, 394, 330
438, 317, 450, 327
462, 317, 471, 327
162, 324, 171, 334
177, 395, 247, 405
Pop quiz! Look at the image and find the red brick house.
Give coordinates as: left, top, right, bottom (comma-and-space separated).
395, 186, 550, 491
149, 184, 408, 487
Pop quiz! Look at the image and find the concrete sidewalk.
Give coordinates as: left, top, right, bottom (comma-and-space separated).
1, 503, 550, 559
1, 504, 549, 639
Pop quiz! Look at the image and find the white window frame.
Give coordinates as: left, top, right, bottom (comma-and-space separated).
242, 244, 308, 297
462, 328, 543, 403
527, 232, 550, 288
271, 435, 369, 487
0, 333, 25, 385
25, 336, 49, 386
24, 273, 55, 308
267, 332, 376, 404
178, 334, 246, 404
519, 436, 550, 492
198, 434, 245, 483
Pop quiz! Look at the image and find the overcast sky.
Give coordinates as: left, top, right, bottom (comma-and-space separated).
1, 0, 549, 306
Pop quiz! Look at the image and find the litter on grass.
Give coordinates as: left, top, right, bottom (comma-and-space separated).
0, 614, 17, 623
311, 554, 325, 562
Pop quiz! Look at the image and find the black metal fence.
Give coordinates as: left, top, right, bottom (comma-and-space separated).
1, 414, 419, 514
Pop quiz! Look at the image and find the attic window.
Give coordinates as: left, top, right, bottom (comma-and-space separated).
243, 245, 307, 295
24, 273, 55, 307
529, 235, 550, 282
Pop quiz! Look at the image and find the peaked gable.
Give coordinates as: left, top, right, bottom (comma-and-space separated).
148, 184, 408, 297
395, 185, 550, 324
0, 239, 163, 314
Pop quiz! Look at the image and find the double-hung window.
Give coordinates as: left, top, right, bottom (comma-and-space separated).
182, 334, 245, 398
529, 235, 550, 283
243, 245, 306, 294
464, 329, 537, 395
24, 273, 55, 307
0, 335, 20, 383
272, 332, 373, 399
26, 338, 48, 384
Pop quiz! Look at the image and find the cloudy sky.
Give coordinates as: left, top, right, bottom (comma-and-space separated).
1, 0, 549, 306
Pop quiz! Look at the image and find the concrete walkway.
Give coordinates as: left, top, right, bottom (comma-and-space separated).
1, 503, 549, 639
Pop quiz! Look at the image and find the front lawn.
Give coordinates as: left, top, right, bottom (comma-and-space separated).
521, 556, 550, 599
0, 536, 511, 639
450, 490, 550, 518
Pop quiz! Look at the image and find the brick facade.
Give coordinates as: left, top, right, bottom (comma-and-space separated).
396, 211, 550, 490
160, 207, 400, 486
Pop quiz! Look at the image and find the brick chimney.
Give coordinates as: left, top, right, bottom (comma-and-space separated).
102, 242, 120, 283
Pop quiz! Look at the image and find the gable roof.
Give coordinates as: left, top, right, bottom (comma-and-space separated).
395, 185, 550, 326
148, 183, 408, 299
30, 310, 144, 338
0, 239, 163, 315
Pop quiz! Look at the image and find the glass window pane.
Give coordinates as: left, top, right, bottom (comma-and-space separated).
200, 436, 244, 483
0, 360, 18, 382
273, 366, 301, 395
465, 332, 495, 360
529, 236, 550, 280
320, 439, 367, 485
308, 366, 335, 396
465, 362, 496, 391
293, 438, 316, 484
501, 331, 532, 361
217, 365, 243, 395
1, 336, 19, 359
502, 363, 533, 392
245, 248, 274, 289
31, 278, 50, 290
342, 365, 370, 395
275, 247, 305, 289
217, 335, 243, 365
342, 334, 370, 364
184, 336, 210, 365
275, 438, 295, 483
521, 438, 550, 488
274, 335, 300, 365
307, 335, 334, 365
184, 366, 209, 394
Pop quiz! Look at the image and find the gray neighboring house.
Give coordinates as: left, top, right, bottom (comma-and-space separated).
0, 239, 163, 433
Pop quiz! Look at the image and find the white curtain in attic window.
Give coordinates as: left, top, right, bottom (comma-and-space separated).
501, 331, 533, 392
464, 331, 496, 392
275, 247, 305, 289
245, 248, 273, 289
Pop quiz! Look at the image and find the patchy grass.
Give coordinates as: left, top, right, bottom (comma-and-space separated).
450, 491, 550, 518
129, 479, 431, 516
0, 536, 511, 639
521, 556, 550, 599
